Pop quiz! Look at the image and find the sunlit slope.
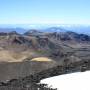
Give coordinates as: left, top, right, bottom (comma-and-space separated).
31, 57, 52, 62
0, 50, 37, 62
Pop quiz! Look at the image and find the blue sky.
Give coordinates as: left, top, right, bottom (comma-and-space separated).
0, 0, 90, 24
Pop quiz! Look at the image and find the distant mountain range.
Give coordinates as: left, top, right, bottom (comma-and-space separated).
0, 27, 26, 34
0, 24, 90, 34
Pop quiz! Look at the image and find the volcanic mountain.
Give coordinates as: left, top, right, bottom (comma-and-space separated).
0, 29, 90, 81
